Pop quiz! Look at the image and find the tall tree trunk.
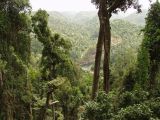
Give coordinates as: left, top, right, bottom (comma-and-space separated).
92, 10, 104, 99
92, 0, 112, 98
103, 12, 111, 93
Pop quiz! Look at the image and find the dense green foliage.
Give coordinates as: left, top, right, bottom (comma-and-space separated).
31, 10, 87, 120
0, 0, 32, 119
0, 0, 160, 120
136, 1, 160, 90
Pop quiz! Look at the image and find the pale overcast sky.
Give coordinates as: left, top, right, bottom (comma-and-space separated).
30, 0, 156, 12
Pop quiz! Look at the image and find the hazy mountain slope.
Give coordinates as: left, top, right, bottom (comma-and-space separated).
71, 11, 97, 24
80, 19, 143, 69
31, 11, 143, 65
123, 9, 148, 26
48, 11, 94, 59
60, 11, 97, 23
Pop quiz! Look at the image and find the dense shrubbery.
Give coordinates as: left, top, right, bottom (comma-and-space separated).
117, 90, 149, 108
83, 92, 114, 120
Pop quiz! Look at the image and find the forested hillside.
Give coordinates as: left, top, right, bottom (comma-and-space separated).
1, 0, 160, 120
48, 12, 93, 59
31, 11, 144, 61
32, 11, 143, 90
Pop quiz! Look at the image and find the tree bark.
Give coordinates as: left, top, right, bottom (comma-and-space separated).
103, 12, 111, 93
92, 10, 104, 99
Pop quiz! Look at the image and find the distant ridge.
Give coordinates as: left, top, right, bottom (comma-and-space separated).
123, 9, 148, 26
46, 9, 148, 26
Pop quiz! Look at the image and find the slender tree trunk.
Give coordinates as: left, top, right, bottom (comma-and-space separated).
0, 71, 3, 87
38, 90, 52, 120
92, 10, 104, 99
103, 12, 111, 93
29, 103, 33, 120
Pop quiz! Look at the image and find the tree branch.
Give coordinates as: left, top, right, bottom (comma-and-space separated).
108, 0, 123, 13
49, 101, 59, 106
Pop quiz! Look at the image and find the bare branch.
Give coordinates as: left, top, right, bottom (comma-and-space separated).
49, 101, 59, 106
